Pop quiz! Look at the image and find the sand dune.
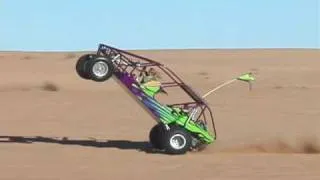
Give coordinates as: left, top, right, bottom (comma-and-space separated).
0, 49, 319, 180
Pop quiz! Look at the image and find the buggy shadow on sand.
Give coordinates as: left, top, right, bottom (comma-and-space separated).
0, 135, 165, 154
0, 136, 147, 148
75, 43, 255, 155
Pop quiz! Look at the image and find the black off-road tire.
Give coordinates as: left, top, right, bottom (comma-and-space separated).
75, 53, 96, 79
149, 124, 165, 149
162, 125, 192, 155
87, 57, 115, 82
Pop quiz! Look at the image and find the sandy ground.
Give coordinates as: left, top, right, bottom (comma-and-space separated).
0, 49, 319, 180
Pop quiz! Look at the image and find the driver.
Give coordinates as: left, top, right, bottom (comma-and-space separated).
137, 67, 167, 98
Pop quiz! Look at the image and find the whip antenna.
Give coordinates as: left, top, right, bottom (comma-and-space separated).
202, 72, 255, 99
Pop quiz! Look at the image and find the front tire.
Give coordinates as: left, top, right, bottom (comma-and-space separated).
75, 54, 96, 79
163, 125, 192, 155
88, 57, 114, 82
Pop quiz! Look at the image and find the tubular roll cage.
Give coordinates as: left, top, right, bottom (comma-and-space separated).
96, 44, 217, 139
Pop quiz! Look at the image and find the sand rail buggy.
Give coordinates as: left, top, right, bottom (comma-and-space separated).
75, 44, 254, 155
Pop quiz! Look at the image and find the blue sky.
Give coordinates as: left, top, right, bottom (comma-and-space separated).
0, 0, 319, 51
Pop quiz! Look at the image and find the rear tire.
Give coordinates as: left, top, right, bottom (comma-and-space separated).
76, 54, 96, 79
87, 57, 114, 82
149, 124, 164, 149
163, 125, 192, 155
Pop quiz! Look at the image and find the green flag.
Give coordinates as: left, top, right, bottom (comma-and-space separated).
237, 72, 255, 82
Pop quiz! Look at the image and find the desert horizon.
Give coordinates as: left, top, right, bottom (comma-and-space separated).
0, 48, 319, 179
